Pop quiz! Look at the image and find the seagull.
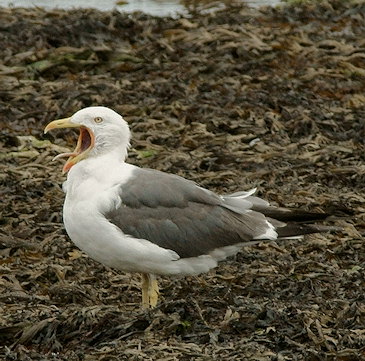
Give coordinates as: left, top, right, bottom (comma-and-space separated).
44, 106, 337, 308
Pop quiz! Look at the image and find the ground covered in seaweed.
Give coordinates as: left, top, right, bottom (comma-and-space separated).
1, 1, 365, 360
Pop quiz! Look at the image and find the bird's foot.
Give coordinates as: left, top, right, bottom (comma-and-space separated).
141, 273, 159, 309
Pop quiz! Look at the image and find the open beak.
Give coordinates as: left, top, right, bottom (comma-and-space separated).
44, 117, 95, 173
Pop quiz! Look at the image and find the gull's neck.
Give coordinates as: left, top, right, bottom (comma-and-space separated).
90, 142, 129, 161
86, 147, 128, 169
65, 146, 132, 193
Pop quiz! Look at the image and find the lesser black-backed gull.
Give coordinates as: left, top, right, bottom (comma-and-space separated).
44, 106, 337, 308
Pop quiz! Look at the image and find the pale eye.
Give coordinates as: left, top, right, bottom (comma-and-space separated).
94, 116, 103, 124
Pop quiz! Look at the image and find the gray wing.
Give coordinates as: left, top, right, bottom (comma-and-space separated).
105, 168, 272, 259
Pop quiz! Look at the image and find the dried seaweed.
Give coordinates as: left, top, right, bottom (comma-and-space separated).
1, 1, 364, 360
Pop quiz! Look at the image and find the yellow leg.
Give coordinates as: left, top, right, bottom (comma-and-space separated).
141, 273, 159, 309
141, 273, 149, 309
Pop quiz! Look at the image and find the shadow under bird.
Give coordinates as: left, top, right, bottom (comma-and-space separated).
44, 106, 339, 308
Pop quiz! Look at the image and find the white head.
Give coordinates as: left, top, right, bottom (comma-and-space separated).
45, 106, 131, 173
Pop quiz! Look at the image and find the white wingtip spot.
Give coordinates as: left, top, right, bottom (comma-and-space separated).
229, 188, 257, 199
254, 221, 278, 240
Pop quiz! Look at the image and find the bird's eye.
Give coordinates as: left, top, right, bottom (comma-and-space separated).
94, 117, 103, 124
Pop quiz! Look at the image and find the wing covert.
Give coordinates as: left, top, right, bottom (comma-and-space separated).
105, 168, 274, 258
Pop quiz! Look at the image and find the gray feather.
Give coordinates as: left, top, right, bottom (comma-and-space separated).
105, 167, 339, 259
105, 168, 272, 258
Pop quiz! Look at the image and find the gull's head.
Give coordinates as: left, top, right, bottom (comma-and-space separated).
44, 106, 131, 173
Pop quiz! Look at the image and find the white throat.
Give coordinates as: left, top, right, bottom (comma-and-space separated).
63, 149, 133, 202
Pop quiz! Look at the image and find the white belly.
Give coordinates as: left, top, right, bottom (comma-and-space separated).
62, 159, 225, 276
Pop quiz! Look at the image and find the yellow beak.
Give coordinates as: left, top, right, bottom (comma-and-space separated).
44, 117, 94, 174
44, 117, 80, 134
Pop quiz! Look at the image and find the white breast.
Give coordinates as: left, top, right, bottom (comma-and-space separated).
62, 155, 181, 274
62, 153, 254, 276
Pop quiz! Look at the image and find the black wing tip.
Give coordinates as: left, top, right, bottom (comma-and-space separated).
261, 208, 332, 223
277, 223, 343, 238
